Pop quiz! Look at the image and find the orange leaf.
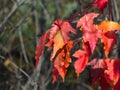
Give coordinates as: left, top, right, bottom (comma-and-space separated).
97, 21, 120, 57
52, 41, 73, 82
98, 21, 120, 33
46, 20, 76, 60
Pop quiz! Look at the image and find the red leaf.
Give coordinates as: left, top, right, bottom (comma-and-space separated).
73, 50, 88, 76
77, 13, 100, 52
88, 59, 106, 84
52, 67, 59, 83
46, 20, 76, 60
114, 79, 120, 90
99, 75, 110, 90
94, 0, 109, 11
76, 13, 99, 29
73, 42, 90, 76
35, 33, 48, 67
101, 32, 117, 57
97, 21, 120, 57
104, 59, 120, 86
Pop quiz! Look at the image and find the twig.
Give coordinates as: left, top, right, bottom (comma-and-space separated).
19, 30, 29, 64
10, 60, 31, 80
0, 43, 8, 53
0, 56, 31, 80
38, 0, 50, 19
7, 10, 31, 54
0, 0, 24, 33
112, 0, 120, 21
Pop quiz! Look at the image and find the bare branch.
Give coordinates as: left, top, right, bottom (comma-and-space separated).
0, 0, 24, 33
19, 30, 29, 64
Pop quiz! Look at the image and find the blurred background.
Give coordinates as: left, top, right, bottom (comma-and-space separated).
0, 0, 120, 90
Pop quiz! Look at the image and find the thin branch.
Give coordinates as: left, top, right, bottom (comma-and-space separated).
0, 43, 9, 53
10, 60, 31, 79
1, 56, 31, 80
0, 0, 24, 33
7, 10, 31, 53
19, 30, 29, 64
38, 0, 50, 19
112, 0, 120, 21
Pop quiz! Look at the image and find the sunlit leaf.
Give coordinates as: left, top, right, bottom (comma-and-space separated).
77, 13, 100, 52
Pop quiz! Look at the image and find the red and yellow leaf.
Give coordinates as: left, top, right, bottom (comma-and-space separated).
101, 32, 117, 57
46, 20, 76, 60
52, 41, 73, 82
98, 20, 120, 33
97, 20, 120, 57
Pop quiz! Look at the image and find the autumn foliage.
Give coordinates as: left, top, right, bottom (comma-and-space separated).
35, 0, 120, 90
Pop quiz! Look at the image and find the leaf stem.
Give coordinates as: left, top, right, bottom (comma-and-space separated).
109, 0, 113, 21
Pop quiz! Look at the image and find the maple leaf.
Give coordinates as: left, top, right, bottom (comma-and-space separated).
76, 13, 99, 30
46, 20, 76, 60
73, 41, 90, 76
73, 50, 88, 76
35, 33, 48, 67
52, 41, 73, 82
88, 59, 106, 84
104, 59, 120, 86
98, 21, 120, 57
101, 32, 117, 57
89, 59, 120, 89
98, 20, 120, 33
76, 13, 100, 52
94, 0, 109, 11
88, 58, 120, 89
